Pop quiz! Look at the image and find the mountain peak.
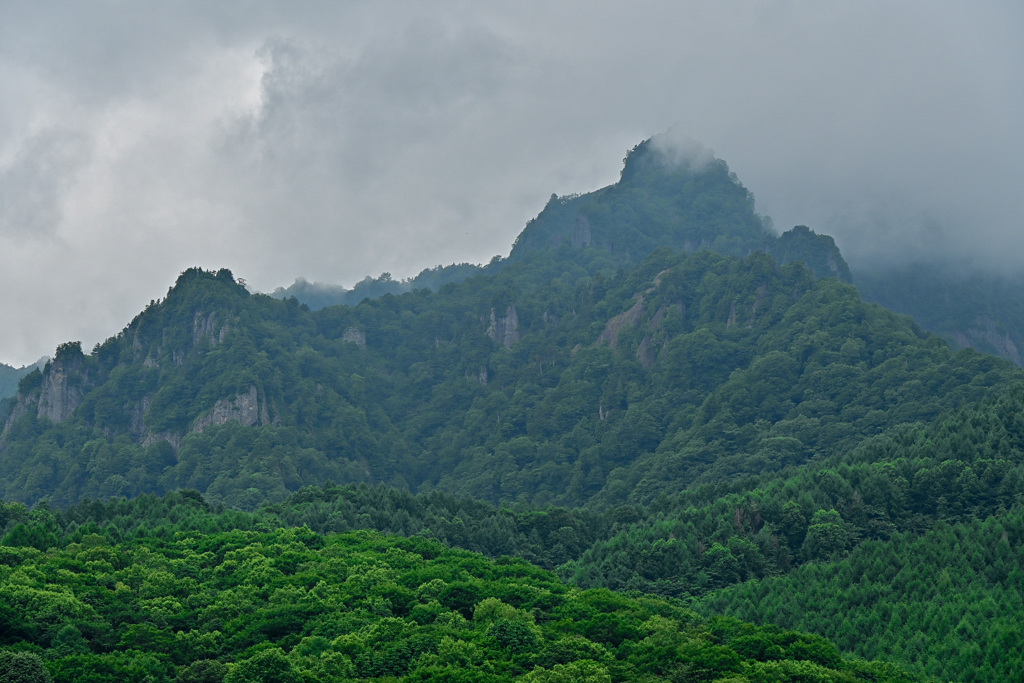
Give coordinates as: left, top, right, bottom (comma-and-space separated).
509, 135, 768, 262
618, 133, 719, 185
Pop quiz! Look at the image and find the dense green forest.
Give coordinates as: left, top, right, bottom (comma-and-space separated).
3, 135, 1024, 681
698, 510, 1024, 682
0, 492, 925, 682
1, 246, 1015, 511
686, 383, 1024, 681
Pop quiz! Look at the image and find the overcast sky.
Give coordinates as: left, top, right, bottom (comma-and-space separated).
1, 1, 1022, 366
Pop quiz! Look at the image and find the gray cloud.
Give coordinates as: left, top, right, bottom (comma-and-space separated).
0, 128, 91, 239
0, 1, 1021, 364
648, 132, 716, 173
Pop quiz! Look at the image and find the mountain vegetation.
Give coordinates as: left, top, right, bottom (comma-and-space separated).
856, 264, 1024, 366
1, 246, 1014, 512
0, 491, 926, 682
690, 382, 1024, 681
0, 359, 46, 401
2, 135, 1023, 680
271, 262, 484, 311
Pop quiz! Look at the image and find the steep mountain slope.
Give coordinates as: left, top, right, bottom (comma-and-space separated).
856, 264, 1024, 366
508, 137, 769, 262
683, 383, 1024, 682
1, 246, 1016, 510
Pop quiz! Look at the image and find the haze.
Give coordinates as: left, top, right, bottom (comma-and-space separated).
1, 1, 1021, 366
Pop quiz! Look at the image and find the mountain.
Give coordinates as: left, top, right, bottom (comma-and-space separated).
278, 134, 1024, 376
1, 245, 1014, 511
0, 138, 1015, 512
2, 135, 1023, 680
269, 135, 851, 312
0, 357, 47, 400
856, 264, 1024, 366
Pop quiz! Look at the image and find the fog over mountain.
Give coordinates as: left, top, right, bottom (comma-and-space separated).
1, 1, 1021, 365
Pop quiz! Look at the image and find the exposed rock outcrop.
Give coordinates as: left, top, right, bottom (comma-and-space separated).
2, 393, 34, 433
192, 385, 269, 432
599, 296, 645, 349
486, 306, 520, 348
130, 396, 151, 438
36, 351, 87, 423
950, 316, 1022, 366
570, 213, 592, 248
142, 431, 182, 452
193, 311, 219, 346
343, 326, 367, 349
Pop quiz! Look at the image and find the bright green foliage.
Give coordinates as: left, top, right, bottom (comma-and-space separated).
564, 381, 1024, 598
671, 383, 1024, 681
0, 512, 921, 683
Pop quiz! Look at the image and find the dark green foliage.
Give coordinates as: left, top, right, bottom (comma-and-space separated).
564, 382, 1024, 598
176, 659, 228, 683
0, 651, 53, 683
556, 382, 1024, 681
698, 510, 1024, 682
764, 225, 851, 283
2, 250, 1015, 512
856, 262, 1024, 366
510, 137, 770, 262
18, 370, 42, 395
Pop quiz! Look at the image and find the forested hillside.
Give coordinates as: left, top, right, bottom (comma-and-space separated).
1, 245, 1015, 511
3, 136, 1023, 681
0, 492, 926, 683
0, 359, 45, 401
687, 383, 1024, 681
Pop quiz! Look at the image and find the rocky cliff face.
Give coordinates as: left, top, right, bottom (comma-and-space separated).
949, 316, 1022, 366
486, 306, 520, 348
36, 352, 87, 423
2, 392, 33, 432
192, 385, 270, 432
